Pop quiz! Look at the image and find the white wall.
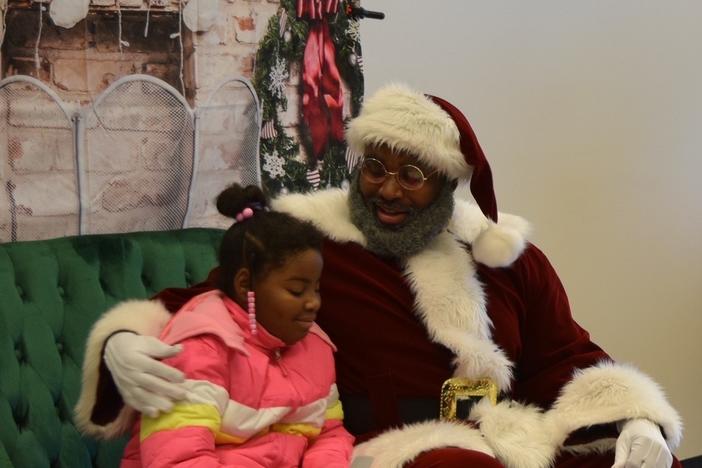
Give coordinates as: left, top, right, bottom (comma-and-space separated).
360, 0, 702, 460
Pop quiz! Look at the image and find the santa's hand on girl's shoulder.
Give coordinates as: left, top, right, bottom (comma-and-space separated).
104, 331, 187, 418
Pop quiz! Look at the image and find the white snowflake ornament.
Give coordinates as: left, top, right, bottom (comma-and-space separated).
262, 150, 286, 179
269, 57, 289, 101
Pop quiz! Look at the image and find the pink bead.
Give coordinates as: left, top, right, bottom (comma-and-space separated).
247, 291, 255, 298
242, 207, 254, 218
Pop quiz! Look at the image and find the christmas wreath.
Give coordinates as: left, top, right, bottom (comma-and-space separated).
253, 0, 364, 195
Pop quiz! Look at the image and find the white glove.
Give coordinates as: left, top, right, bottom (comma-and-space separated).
104, 332, 187, 418
612, 418, 673, 468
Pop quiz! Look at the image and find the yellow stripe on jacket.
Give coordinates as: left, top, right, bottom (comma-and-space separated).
141, 403, 245, 444
140, 380, 344, 444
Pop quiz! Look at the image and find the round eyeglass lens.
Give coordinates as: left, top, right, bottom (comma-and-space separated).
362, 158, 387, 182
398, 165, 425, 189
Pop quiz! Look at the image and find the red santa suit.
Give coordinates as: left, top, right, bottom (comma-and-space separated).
75, 84, 682, 468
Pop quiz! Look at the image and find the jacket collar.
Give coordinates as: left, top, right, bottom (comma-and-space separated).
220, 293, 337, 352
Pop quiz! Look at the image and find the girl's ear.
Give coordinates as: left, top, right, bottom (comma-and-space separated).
233, 268, 251, 303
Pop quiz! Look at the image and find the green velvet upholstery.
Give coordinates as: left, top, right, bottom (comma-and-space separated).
0, 228, 223, 468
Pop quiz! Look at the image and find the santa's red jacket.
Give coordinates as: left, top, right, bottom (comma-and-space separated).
75, 189, 682, 468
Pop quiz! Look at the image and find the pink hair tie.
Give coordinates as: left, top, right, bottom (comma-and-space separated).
235, 207, 255, 222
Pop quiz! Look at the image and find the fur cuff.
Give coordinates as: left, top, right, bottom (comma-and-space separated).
74, 300, 172, 439
547, 361, 683, 451
470, 399, 559, 468
351, 420, 494, 468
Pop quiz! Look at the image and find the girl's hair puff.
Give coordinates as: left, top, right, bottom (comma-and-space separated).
216, 184, 324, 299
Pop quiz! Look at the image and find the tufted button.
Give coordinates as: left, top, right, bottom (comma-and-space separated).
16, 285, 25, 299
13, 403, 28, 428
55, 341, 64, 353
15, 345, 24, 362
141, 274, 150, 287
57, 286, 65, 297
184, 271, 192, 285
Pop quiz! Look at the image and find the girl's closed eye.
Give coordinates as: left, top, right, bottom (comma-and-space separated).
286, 279, 308, 296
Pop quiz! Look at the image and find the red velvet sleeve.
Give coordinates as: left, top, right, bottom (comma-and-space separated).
508, 244, 611, 408
152, 267, 220, 312
504, 244, 618, 445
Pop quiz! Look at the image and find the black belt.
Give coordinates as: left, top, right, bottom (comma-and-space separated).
340, 394, 440, 436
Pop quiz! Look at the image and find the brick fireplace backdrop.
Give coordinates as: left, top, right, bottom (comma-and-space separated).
0, 0, 366, 241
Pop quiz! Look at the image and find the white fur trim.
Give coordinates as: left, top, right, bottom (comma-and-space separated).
346, 83, 470, 179
351, 420, 494, 468
450, 199, 530, 268
470, 399, 560, 468
404, 231, 514, 391
271, 189, 366, 245
547, 361, 683, 450
74, 300, 171, 439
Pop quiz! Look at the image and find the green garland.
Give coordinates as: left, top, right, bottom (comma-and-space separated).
253, 0, 364, 195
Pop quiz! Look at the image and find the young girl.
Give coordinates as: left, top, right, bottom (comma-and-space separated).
120, 184, 354, 468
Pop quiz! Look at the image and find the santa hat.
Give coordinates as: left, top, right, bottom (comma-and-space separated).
346, 83, 523, 267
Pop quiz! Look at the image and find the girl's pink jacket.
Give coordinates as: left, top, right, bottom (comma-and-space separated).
121, 290, 353, 468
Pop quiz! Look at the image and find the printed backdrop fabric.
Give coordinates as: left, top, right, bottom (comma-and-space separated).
254, 0, 364, 195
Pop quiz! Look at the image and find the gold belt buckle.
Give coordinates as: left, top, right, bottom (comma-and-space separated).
439, 377, 498, 421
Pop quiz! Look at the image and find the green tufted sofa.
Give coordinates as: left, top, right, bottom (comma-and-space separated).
0, 228, 224, 468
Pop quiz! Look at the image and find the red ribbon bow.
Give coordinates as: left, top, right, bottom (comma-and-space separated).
298, 0, 345, 159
